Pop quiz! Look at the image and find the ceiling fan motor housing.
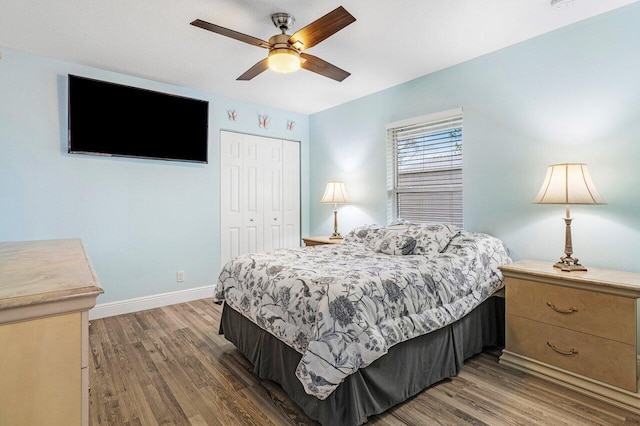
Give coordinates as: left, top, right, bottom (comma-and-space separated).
271, 13, 295, 33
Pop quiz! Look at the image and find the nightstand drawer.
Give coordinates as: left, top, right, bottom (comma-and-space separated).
506, 314, 638, 392
506, 277, 636, 344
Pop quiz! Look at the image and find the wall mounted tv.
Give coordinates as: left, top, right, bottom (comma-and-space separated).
68, 75, 209, 163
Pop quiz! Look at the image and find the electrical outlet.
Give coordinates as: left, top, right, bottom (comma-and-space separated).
177, 270, 185, 283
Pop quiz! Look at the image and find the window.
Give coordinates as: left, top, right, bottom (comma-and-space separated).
386, 108, 463, 227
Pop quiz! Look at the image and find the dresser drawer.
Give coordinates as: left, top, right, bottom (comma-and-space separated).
505, 277, 636, 344
506, 314, 638, 392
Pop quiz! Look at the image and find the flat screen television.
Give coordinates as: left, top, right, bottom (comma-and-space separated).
68, 75, 209, 163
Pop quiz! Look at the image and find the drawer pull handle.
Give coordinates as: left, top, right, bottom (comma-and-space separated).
547, 341, 579, 356
546, 302, 578, 314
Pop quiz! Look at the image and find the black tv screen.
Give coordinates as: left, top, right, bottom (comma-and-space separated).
68, 75, 209, 163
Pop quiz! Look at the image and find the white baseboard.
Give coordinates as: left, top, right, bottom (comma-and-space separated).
89, 285, 215, 320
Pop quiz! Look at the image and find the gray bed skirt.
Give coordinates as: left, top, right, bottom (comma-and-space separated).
220, 295, 505, 426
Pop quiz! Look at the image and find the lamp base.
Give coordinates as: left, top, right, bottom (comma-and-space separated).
329, 233, 342, 239
554, 256, 587, 272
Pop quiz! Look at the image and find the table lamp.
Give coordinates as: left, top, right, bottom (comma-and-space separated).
320, 181, 348, 239
533, 163, 606, 271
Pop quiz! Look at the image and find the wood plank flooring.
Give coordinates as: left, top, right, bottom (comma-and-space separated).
89, 299, 640, 425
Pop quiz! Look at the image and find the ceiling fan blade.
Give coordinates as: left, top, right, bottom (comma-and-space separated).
191, 19, 271, 49
288, 6, 356, 50
300, 53, 350, 82
237, 58, 270, 81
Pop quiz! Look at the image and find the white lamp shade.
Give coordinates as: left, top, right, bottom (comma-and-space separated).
320, 181, 348, 204
533, 163, 605, 205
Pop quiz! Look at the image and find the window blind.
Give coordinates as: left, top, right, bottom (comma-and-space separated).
386, 109, 463, 227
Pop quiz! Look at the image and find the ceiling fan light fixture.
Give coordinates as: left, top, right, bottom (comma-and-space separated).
268, 48, 301, 73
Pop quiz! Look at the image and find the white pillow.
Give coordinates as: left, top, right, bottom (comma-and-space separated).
406, 223, 460, 255
375, 233, 417, 255
343, 224, 385, 249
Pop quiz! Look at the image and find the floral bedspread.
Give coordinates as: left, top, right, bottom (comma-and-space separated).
215, 230, 511, 400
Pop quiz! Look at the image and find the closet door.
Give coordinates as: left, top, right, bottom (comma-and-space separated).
220, 131, 300, 267
262, 137, 283, 251
220, 131, 243, 266
282, 140, 300, 249
220, 131, 264, 266
241, 135, 264, 254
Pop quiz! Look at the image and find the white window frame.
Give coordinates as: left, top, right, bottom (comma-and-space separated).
386, 107, 463, 227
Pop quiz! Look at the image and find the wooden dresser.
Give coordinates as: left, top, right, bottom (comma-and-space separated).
499, 260, 640, 414
0, 239, 103, 426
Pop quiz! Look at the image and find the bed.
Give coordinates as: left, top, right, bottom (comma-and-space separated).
216, 223, 512, 425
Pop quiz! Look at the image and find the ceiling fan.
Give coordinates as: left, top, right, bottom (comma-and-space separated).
190, 6, 356, 82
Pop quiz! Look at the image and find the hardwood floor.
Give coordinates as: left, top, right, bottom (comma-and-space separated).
89, 299, 640, 426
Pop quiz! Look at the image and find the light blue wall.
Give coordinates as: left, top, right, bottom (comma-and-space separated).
0, 48, 310, 303
309, 4, 640, 273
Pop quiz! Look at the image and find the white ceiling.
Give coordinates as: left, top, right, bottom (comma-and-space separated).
1, 0, 638, 114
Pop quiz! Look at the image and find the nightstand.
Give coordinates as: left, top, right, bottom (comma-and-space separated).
302, 236, 344, 247
499, 260, 640, 415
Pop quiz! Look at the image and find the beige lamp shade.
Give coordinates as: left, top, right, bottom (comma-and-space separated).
533, 163, 605, 205
320, 181, 349, 204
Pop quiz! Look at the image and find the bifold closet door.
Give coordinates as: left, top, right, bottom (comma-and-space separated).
262, 138, 283, 252
220, 132, 264, 265
220, 131, 300, 267
282, 140, 300, 249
